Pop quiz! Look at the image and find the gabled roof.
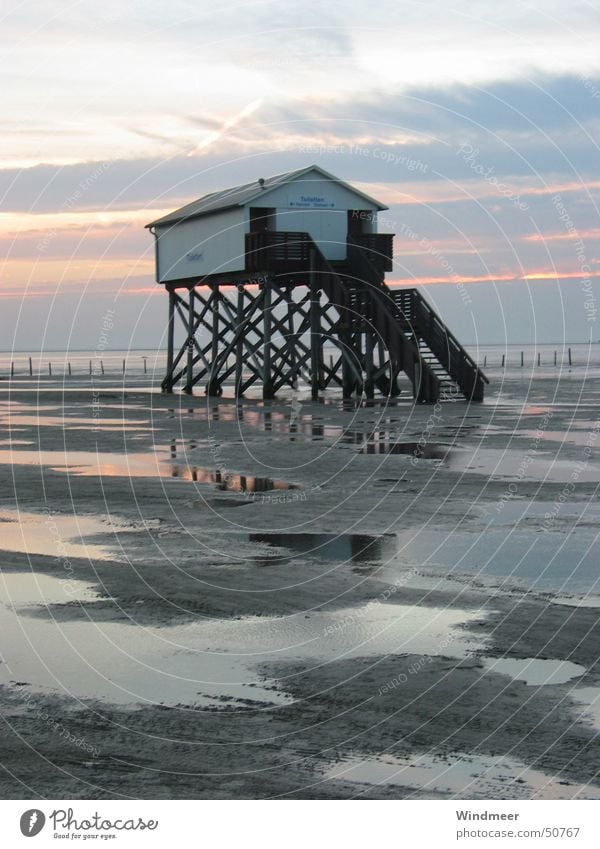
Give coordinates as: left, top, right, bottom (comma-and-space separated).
146, 165, 388, 229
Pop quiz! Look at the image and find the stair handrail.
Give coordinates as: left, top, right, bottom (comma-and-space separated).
409, 289, 488, 383
343, 237, 441, 400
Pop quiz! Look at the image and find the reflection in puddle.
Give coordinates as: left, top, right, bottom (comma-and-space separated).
0, 449, 300, 493
359, 440, 450, 459
553, 596, 600, 609
325, 751, 600, 799
171, 467, 300, 493
483, 658, 586, 686
0, 572, 484, 707
248, 533, 397, 564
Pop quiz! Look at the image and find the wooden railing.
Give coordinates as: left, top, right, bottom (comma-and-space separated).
245, 231, 311, 273
243, 230, 485, 401
352, 233, 394, 272
392, 288, 489, 401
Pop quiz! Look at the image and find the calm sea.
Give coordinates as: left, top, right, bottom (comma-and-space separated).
1, 343, 599, 378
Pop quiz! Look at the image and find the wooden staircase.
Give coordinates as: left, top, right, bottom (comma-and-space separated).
245, 230, 488, 402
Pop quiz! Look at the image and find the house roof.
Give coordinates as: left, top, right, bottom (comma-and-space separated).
146, 165, 388, 229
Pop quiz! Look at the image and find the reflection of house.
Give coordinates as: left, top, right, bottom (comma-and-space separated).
147, 166, 486, 402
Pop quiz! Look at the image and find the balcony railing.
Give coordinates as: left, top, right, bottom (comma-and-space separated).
352, 233, 394, 272
245, 231, 312, 273
246, 230, 395, 274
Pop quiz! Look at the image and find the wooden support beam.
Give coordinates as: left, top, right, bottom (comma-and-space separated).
207, 285, 221, 395
184, 287, 195, 394
262, 281, 274, 399
309, 250, 321, 400
235, 286, 244, 396
163, 287, 176, 393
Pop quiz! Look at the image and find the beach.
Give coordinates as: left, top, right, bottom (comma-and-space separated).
0, 366, 599, 799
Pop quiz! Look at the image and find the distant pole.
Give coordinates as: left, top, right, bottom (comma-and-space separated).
101, 360, 104, 375
89, 360, 92, 375
142, 356, 147, 374
68, 362, 72, 376
29, 357, 33, 376
554, 351, 557, 366
537, 352, 540, 367
48, 362, 52, 376
122, 358, 126, 375
483, 355, 487, 368
501, 354, 505, 368
520, 351, 524, 367
568, 347, 572, 366
10, 361, 14, 377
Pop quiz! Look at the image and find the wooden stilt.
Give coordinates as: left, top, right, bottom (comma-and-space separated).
309, 250, 321, 400
185, 287, 195, 394
163, 287, 176, 393
263, 280, 274, 399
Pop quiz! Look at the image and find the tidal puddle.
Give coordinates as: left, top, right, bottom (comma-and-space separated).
0, 572, 484, 707
170, 467, 300, 493
0, 509, 135, 561
390, 526, 600, 593
359, 440, 450, 459
0, 572, 99, 607
483, 658, 586, 686
0, 449, 300, 493
325, 751, 600, 799
483, 500, 600, 525
248, 533, 397, 564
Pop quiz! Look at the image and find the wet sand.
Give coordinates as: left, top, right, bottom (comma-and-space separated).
0, 370, 599, 798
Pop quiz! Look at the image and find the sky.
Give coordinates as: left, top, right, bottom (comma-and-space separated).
2, 0, 600, 351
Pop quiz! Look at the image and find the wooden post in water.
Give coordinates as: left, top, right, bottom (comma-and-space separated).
520, 351, 524, 367
568, 347, 572, 366
484, 355, 487, 368
48, 362, 52, 376
11, 362, 14, 377
101, 360, 104, 375
501, 354, 505, 368
89, 360, 92, 375
29, 357, 33, 376
537, 352, 540, 367
122, 359, 126, 375
554, 351, 557, 366
68, 362, 72, 376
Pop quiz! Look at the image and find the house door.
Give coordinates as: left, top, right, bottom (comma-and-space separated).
249, 207, 276, 232
347, 209, 372, 237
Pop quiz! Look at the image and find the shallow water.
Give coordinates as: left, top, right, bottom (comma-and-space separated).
389, 526, 600, 593
325, 751, 600, 799
0, 573, 485, 707
0, 448, 300, 492
0, 509, 136, 561
482, 658, 586, 686
247, 532, 398, 564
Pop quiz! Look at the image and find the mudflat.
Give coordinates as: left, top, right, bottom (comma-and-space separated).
0, 369, 598, 798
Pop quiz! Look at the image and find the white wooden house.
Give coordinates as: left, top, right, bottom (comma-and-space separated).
146, 165, 389, 284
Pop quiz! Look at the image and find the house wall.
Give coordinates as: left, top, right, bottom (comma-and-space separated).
155, 207, 246, 283
252, 169, 380, 260
153, 170, 384, 282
